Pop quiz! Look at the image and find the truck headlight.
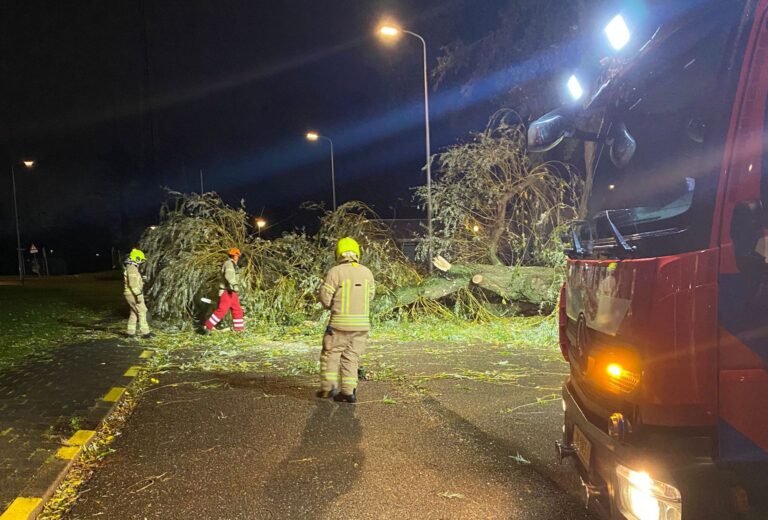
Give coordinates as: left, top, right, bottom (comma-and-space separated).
616, 465, 682, 520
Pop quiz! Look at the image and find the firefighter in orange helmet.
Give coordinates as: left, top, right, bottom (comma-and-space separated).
203, 248, 245, 333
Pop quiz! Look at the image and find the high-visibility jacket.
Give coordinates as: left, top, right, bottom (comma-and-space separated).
219, 258, 240, 292
319, 260, 375, 332
123, 261, 144, 298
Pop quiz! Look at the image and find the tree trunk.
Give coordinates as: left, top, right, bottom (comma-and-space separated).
379, 262, 562, 316
488, 195, 511, 265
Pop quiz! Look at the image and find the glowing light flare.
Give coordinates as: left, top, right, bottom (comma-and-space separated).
305, 132, 319, 141
627, 471, 660, 520
23, 160, 35, 168
378, 25, 400, 37
616, 465, 682, 520
605, 15, 631, 51
256, 218, 267, 229
567, 75, 584, 101
606, 363, 623, 378
472, 225, 480, 233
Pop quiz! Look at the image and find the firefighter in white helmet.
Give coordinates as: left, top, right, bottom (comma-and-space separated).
317, 237, 375, 403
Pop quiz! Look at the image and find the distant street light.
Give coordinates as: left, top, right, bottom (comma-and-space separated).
255, 217, 267, 237
10, 159, 35, 285
378, 22, 434, 271
305, 131, 337, 211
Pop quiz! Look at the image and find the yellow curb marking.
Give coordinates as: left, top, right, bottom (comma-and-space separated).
139, 350, 153, 359
56, 446, 80, 460
102, 387, 126, 402
124, 366, 143, 377
67, 430, 96, 447
0, 497, 42, 520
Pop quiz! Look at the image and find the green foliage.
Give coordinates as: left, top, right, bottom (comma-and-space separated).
416, 117, 580, 267
140, 192, 420, 327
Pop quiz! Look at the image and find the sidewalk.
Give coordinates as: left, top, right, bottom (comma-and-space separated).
0, 339, 144, 513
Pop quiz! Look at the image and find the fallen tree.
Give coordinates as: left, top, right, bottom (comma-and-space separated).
378, 256, 561, 317
139, 192, 562, 328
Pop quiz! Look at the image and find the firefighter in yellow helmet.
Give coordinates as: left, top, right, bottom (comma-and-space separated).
123, 248, 153, 339
317, 237, 376, 403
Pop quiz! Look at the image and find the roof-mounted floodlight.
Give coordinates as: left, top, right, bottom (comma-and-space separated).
567, 75, 584, 101
605, 15, 630, 50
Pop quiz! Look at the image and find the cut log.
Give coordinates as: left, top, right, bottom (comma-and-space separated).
378, 262, 562, 316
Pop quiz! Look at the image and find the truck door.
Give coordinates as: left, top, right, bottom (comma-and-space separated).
717, 0, 768, 462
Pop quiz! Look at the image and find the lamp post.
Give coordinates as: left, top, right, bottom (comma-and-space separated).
378, 24, 433, 270
255, 217, 267, 237
10, 159, 35, 285
306, 131, 336, 211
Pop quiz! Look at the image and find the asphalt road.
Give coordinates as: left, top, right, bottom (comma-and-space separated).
67, 340, 596, 519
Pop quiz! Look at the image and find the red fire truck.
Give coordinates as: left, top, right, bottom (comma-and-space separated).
528, 1, 768, 518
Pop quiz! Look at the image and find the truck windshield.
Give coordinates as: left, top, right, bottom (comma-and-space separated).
583, 3, 744, 255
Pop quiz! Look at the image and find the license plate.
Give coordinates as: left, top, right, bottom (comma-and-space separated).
573, 425, 592, 470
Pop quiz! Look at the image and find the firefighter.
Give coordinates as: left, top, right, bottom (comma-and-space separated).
203, 248, 245, 333
317, 237, 376, 403
124, 248, 153, 339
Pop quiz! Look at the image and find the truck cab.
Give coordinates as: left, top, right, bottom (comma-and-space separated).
528, 1, 768, 518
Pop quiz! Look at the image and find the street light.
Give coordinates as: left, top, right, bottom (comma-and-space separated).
305, 131, 336, 211
378, 22, 434, 270
10, 159, 35, 285
255, 217, 267, 237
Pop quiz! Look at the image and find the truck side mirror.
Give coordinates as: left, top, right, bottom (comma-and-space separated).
608, 122, 637, 168
527, 107, 575, 152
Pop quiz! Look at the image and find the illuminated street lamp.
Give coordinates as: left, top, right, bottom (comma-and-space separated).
305, 131, 336, 211
378, 22, 434, 271
10, 159, 35, 285
255, 217, 267, 237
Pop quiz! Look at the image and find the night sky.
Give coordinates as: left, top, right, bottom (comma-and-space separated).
1, 0, 511, 273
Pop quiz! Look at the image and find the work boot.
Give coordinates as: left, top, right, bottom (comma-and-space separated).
141, 332, 156, 339
198, 327, 211, 336
316, 388, 337, 399
333, 392, 357, 404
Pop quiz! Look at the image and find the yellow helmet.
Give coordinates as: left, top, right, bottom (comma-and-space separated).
336, 237, 360, 261
129, 249, 146, 263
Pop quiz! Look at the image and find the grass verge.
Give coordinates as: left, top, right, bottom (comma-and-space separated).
0, 275, 123, 368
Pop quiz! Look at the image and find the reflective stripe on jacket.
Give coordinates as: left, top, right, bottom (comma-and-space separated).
219, 258, 240, 292
319, 261, 375, 332
123, 262, 143, 297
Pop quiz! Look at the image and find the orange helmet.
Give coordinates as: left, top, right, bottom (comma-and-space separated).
228, 248, 241, 257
